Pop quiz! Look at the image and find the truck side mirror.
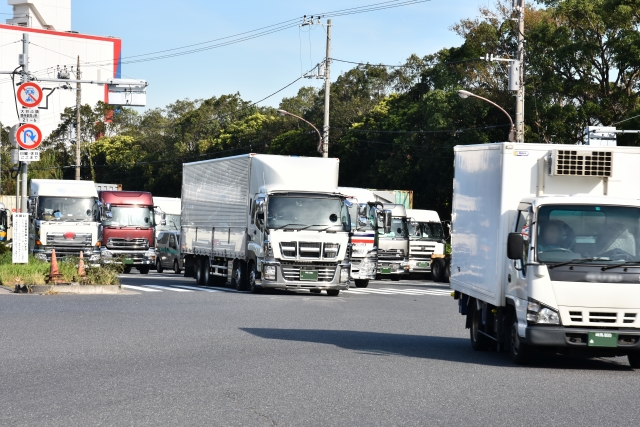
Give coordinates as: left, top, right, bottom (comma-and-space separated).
256, 198, 265, 220
161, 212, 166, 226
507, 233, 524, 260
383, 210, 392, 234
358, 203, 367, 217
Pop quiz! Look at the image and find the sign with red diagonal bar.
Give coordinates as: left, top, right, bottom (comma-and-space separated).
17, 82, 43, 108
16, 123, 42, 150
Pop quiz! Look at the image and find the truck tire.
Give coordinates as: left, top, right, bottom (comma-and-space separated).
195, 258, 205, 286
203, 258, 211, 286
139, 266, 150, 275
432, 259, 444, 282
470, 304, 490, 351
354, 279, 369, 288
326, 289, 340, 296
628, 353, 640, 369
510, 315, 532, 365
232, 260, 248, 291
248, 261, 262, 293
124, 266, 132, 274
443, 258, 451, 283
184, 257, 195, 278
156, 260, 163, 274
173, 260, 181, 274
391, 275, 400, 282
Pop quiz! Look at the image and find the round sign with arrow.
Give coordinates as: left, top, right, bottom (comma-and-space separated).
16, 123, 42, 150
17, 82, 43, 108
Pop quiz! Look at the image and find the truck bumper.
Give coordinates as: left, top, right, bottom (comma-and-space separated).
377, 260, 410, 276
350, 257, 377, 280
34, 246, 101, 264
101, 248, 156, 266
260, 261, 350, 291
408, 258, 432, 273
523, 325, 640, 355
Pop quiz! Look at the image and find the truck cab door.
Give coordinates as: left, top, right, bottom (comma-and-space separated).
248, 198, 265, 261
507, 206, 532, 301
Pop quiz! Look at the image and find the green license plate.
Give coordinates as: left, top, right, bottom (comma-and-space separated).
123, 258, 134, 265
380, 268, 392, 274
588, 332, 618, 347
418, 262, 430, 268
300, 270, 318, 281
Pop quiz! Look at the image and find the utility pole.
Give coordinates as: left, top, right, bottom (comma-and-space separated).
75, 56, 81, 180
515, 0, 525, 143
20, 33, 28, 214
322, 19, 332, 158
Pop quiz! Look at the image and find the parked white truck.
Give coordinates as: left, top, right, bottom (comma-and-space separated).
406, 209, 446, 275
451, 143, 640, 367
377, 204, 410, 280
29, 179, 101, 262
154, 197, 181, 238
181, 154, 353, 295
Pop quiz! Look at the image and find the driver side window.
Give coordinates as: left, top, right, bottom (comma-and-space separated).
515, 209, 531, 275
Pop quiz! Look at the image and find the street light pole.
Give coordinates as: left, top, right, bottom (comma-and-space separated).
458, 90, 515, 142
277, 109, 323, 154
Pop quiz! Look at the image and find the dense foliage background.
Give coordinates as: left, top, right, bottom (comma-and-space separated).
3, 0, 640, 219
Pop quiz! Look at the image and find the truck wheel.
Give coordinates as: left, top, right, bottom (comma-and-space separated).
326, 289, 340, 296
510, 316, 532, 365
195, 258, 205, 286
443, 258, 451, 283
354, 279, 369, 288
123, 266, 132, 274
232, 260, 247, 291
173, 260, 181, 274
470, 304, 490, 351
139, 266, 150, 275
184, 257, 195, 278
432, 259, 444, 282
248, 261, 262, 293
156, 260, 163, 274
391, 275, 400, 282
203, 258, 211, 286
628, 353, 640, 369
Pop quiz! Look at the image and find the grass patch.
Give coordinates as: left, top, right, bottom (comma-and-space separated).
0, 253, 122, 287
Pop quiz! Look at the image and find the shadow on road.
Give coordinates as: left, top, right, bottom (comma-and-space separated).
240, 328, 634, 370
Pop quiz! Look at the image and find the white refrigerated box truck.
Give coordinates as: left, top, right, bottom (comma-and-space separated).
451, 143, 640, 367
181, 154, 352, 295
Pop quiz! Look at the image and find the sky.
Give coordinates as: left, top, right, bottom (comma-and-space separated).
0, 0, 495, 111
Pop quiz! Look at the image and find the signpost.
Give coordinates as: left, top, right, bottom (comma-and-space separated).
12, 213, 28, 264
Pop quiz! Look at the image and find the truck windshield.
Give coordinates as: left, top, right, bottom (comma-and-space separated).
536, 205, 640, 264
408, 222, 444, 241
268, 196, 349, 231
38, 197, 96, 221
104, 206, 155, 227
348, 204, 376, 231
379, 217, 408, 239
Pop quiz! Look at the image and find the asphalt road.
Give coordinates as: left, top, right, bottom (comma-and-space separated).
1, 271, 638, 426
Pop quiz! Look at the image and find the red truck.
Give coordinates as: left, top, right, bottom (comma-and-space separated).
98, 191, 159, 274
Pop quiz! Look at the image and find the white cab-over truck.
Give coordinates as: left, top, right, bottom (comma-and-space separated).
29, 179, 101, 263
181, 154, 352, 295
451, 143, 640, 367
406, 209, 446, 275
377, 204, 410, 279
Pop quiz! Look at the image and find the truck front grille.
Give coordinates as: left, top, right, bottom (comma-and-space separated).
378, 249, 405, 260
107, 238, 149, 250
566, 310, 638, 325
299, 242, 321, 259
280, 262, 337, 282
410, 243, 436, 256
280, 242, 297, 258
46, 233, 92, 246
279, 242, 340, 260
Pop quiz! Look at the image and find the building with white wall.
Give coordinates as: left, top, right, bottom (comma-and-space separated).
0, 0, 121, 138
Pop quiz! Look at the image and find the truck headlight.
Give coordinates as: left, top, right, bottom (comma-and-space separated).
340, 267, 350, 283
264, 265, 276, 280
527, 300, 560, 325
144, 250, 156, 261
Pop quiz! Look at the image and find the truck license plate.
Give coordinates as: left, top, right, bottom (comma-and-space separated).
588, 332, 618, 347
380, 268, 392, 274
300, 270, 318, 281
123, 258, 134, 265
418, 262, 430, 268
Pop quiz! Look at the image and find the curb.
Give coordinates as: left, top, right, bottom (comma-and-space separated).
14, 284, 123, 294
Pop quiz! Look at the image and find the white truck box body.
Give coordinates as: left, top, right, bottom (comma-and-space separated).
451, 143, 640, 307
182, 154, 341, 260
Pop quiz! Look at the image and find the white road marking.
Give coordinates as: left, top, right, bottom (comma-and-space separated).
121, 284, 162, 292
143, 284, 193, 292
343, 287, 450, 296
170, 284, 222, 292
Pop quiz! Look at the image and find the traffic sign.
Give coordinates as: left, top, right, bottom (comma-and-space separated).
16, 123, 42, 150
19, 150, 40, 162
19, 107, 40, 123
17, 82, 43, 108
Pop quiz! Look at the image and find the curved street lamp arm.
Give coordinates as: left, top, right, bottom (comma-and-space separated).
278, 110, 324, 154
461, 91, 515, 142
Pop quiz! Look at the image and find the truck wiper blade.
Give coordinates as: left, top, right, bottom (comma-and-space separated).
273, 223, 306, 230
547, 258, 597, 269
601, 260, 640, 271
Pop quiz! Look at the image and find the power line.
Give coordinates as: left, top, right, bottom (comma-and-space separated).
332, 57, 480, 68
331, 123, 511, 134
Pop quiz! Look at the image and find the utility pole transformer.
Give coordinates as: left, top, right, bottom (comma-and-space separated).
20, 33, 29, 214
75, 56, 81, 180
322, 19, 332, 158
515, 0, 525, 143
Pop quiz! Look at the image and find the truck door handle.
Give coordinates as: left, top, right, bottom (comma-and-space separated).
253, 230, 257, 235
508, 274, 511, 283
